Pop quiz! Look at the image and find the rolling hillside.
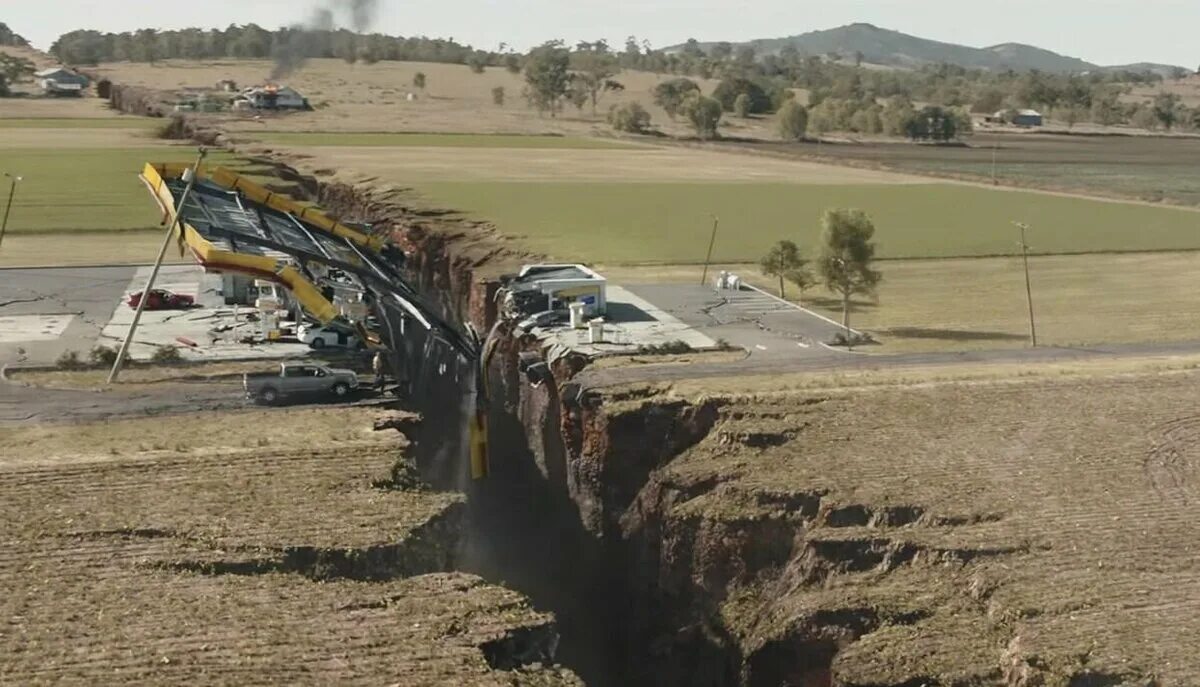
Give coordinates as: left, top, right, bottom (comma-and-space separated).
673, 23, 1185, 74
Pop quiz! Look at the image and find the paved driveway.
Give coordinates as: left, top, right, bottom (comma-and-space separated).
623, 283, 850, 360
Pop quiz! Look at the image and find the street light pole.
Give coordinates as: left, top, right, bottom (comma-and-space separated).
699, 215, 720, 287
0, 173, 22, 250
1014, 221, 1037, 348
108, 148, 207, 384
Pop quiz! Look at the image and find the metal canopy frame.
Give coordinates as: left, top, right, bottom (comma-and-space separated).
155, 168, 479, 361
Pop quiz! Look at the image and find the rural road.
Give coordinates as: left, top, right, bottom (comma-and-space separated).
0, 378, 247, 427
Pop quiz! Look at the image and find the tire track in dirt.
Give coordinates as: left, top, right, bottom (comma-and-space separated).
1145, 415, 1200, 504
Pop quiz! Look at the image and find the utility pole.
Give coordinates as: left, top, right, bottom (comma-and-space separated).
991, 141, 998, 185
1013, 221, 1037, 347
0, 173, 22, 250
108, 148, 207, 383
699, 215, 720, 286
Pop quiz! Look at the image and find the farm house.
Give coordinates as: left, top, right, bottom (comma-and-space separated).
35, 67, 89, 96
237, 85, 309, 110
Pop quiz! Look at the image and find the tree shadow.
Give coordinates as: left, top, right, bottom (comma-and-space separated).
881, 327, 1027, 342
804, 295, 878, 311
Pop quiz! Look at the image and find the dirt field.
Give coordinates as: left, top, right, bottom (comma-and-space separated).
722, 131, 1200, 207
0, 406, 578, 685
615, 370, 1200, 685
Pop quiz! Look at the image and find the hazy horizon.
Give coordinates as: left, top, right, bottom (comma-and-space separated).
5, 0, 1198, 68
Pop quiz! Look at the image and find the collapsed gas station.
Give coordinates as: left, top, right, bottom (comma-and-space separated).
140, 161, 490, 477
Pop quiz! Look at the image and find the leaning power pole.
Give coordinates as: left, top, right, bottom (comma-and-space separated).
0, 172, 22, 250
108, 148, 207, 383
1013, 221, 1037, 347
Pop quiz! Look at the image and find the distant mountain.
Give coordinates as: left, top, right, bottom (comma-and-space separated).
671, 23, 1186, 74
982, 42, 1094, 73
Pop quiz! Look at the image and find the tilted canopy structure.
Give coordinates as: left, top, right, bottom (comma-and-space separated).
141, 163, 489, 477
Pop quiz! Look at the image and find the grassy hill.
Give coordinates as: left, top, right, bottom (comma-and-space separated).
674, 23, 1183, 74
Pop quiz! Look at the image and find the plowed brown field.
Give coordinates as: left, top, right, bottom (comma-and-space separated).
626, 370, 1200, 685
0, 408, 577, 686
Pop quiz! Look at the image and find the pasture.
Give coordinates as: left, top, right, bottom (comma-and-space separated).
0, 146, 242, 233
412, 180, 1200, 262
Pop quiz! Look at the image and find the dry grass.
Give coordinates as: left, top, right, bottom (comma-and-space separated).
661, 351, 1200, 397
642, 370, 1200, 684
277, 143, 919, 185
604, 252, 1200, 353
0, 407, 576, 685
9, 360, 285, 390
0, 406, 385, 470
0, 95, 124, 119
95, 58, 727, 138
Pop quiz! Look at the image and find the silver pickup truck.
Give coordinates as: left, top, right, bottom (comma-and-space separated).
244, 362, 360, 405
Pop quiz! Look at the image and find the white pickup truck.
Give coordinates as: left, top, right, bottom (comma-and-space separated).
243, 362, 360, 405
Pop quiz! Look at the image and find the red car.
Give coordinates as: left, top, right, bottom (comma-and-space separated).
127, 289, 195, 310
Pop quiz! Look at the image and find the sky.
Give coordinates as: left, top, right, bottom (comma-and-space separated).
5, 0, 1198, 68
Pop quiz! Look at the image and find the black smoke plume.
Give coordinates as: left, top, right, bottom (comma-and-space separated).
270, 0, 381, 80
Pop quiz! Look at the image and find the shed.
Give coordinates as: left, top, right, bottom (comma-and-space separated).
35, 67, 89, 96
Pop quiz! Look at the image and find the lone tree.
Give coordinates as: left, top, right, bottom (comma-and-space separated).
777, 101, 809, 141
760, 240, 815, 303
492, 86, 505, 107
817, 208, 882, 334
523, 40, 571, 116
412, 72, 427, 91
682, 94, 723, 140
652, 77, 699, 119
571, 40, 619, 115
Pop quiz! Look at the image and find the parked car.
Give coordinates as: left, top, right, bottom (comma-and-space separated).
243, 362, 360, 405
298, 323, 363, 350
127, 289, 195, 310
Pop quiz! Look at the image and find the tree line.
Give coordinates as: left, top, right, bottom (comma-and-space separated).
43, 24, 1200, 131
48, 25, 506, 68
628, 39, 1198, 132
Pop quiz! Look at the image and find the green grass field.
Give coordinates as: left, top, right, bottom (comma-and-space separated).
2, 147, 245, 232
414, 181, 1200, 262
253, 132, 634, 149
0, 118, 159, 129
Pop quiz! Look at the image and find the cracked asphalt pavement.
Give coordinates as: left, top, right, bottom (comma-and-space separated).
0, 266, 136, 366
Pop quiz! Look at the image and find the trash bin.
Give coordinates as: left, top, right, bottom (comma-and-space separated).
588, 318, 605, 344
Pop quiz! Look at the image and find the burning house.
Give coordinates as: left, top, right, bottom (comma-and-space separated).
235, 85, 310, 111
